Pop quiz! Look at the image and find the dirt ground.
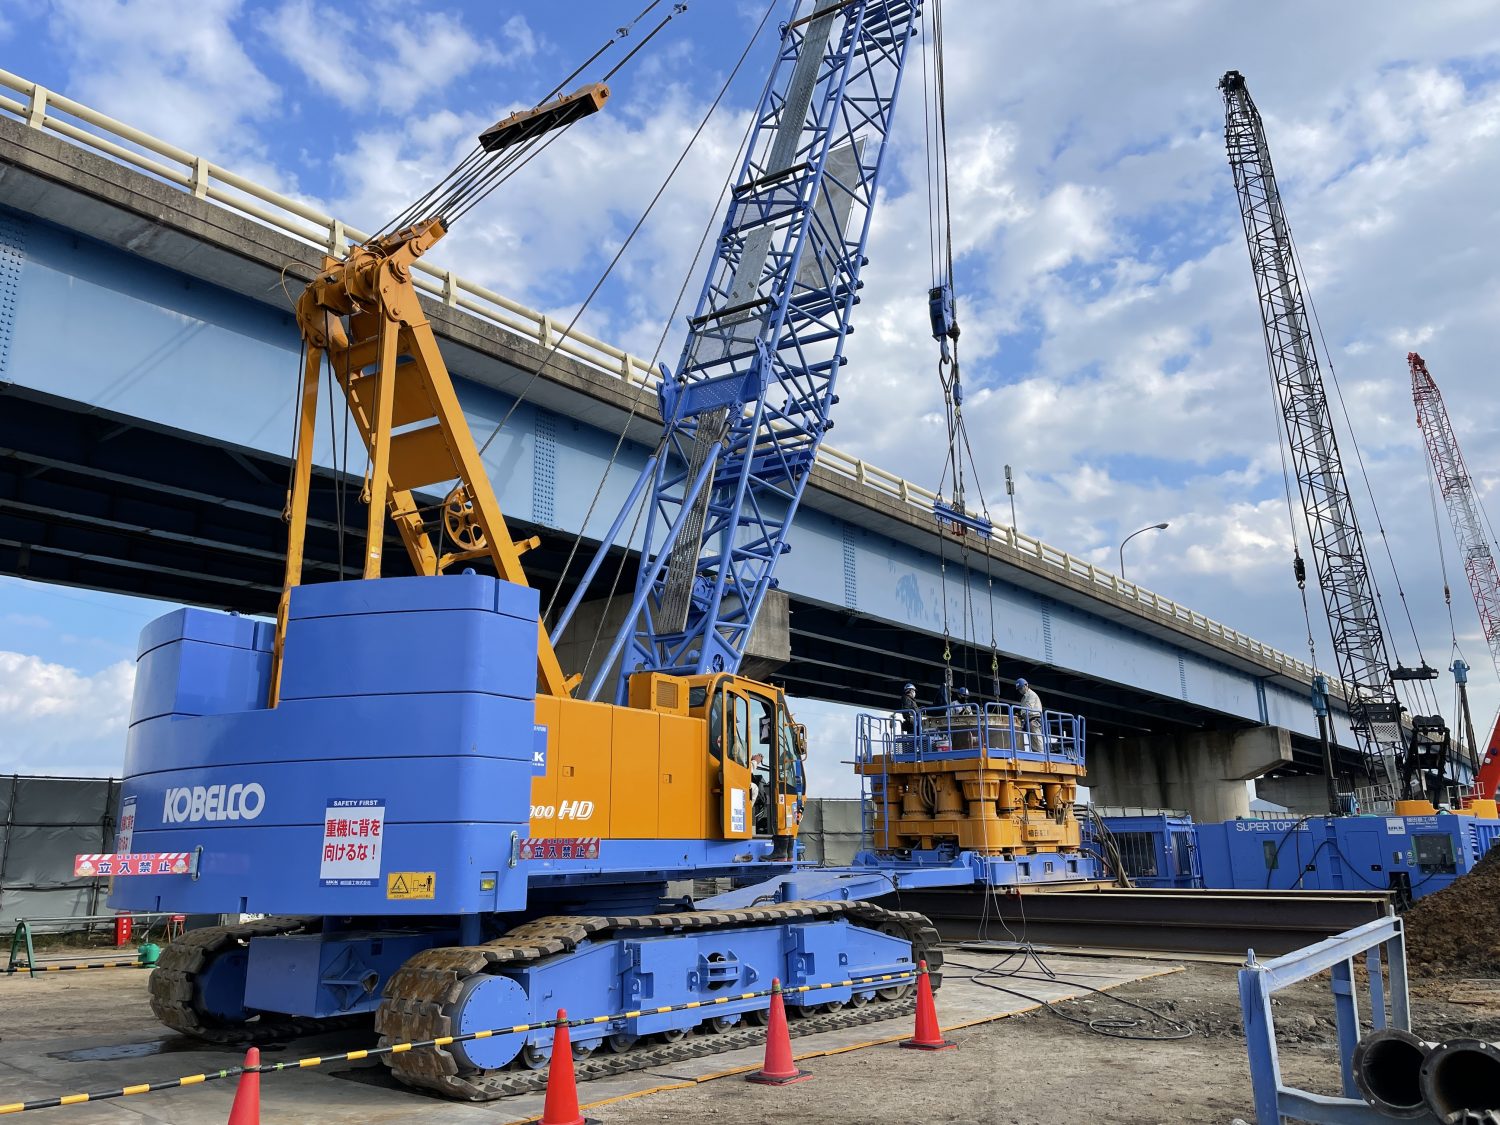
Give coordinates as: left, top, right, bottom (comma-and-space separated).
588, 954, 1500, 1125
4, 953, 1496, 1125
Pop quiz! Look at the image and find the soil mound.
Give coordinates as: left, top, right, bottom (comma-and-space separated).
1404, 843, 1500, 977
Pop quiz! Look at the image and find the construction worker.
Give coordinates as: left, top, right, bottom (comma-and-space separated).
895, 682, 920, 738
1015, 677, 1044, 753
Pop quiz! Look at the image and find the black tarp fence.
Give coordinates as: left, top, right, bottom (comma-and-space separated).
0, 775, 120, 928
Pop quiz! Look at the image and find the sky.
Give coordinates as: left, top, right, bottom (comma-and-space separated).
2, 1, 1499, 801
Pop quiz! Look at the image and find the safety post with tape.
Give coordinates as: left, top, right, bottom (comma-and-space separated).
0, 969, 918, 1114
3, 960, 146, 976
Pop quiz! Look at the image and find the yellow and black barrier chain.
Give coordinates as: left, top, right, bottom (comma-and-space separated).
3, 960, 148, 975
0, 967, 918, 1114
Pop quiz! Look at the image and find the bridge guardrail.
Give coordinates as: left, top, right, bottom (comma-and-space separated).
0, 68, 1321, 688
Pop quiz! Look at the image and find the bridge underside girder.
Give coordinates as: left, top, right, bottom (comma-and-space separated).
0, 386, 1347, 777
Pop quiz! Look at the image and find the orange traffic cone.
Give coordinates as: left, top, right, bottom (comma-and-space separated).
226, 1047, 260, 1125
746, 979, 812, 1085
540, 1009, 598, 1125
900, 960, 954, 1051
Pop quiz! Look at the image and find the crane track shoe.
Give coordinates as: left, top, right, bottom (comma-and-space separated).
226, 1047, 260, 1125
746, 979, 811, 1086
540, 1010, 598, 1125
900, 961, 954, 1051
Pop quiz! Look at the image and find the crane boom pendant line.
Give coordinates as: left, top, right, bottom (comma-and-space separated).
581, 0, 922, 701
1219, 71, 1405, 791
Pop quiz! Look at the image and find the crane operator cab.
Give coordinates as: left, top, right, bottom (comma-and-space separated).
691, 675, 806, 860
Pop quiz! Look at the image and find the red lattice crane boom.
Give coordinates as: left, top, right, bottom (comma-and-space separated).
1411, 352, 1500, 802
1410, 352, 1500, 675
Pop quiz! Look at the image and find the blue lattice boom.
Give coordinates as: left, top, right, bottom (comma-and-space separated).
575, 0, 921, 701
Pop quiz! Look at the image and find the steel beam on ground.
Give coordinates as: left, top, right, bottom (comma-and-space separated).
877, 887, 1392, 958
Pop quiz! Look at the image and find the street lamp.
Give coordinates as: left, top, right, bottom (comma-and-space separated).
1118, 522, 1169, 580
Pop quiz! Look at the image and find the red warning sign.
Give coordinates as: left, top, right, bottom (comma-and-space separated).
517, 838, 600, 862
74, 852, 193, 877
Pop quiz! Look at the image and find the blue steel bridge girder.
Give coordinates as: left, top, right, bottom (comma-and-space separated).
0, 385, 1340, 760
601, 0, 920, 701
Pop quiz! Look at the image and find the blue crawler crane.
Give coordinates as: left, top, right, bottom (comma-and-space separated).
109, 1, 948, 1101
107, 1, 1102, 1101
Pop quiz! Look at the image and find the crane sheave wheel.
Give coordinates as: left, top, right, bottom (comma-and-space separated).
444, 486, 486, 550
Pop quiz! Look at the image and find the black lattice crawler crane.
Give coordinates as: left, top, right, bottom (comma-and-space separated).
1220, 70, 1446, 809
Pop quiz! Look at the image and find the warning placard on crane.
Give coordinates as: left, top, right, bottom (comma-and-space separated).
74, 853, 192, 877
386, 871, 436, 900
319, 798, 385, 887
115, 796, 136, 855
517, 837, 600, 861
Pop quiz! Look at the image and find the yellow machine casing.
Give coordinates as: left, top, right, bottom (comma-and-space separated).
528, 673, 804, 843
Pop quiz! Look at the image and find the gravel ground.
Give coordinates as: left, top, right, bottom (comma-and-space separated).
589, 956, 1500, 1125
4, 952, 1495, 1124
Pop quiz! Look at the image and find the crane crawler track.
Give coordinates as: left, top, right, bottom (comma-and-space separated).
376, 901, 939, 1101
148, 915, 364, 1045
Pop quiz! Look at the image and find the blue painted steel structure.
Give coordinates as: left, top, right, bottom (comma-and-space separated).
1239, 916, 1412, 1124
1194, 813, 1500, 902
572, 0, 921, 702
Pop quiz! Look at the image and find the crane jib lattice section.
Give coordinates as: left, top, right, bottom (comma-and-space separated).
1221, 71, 1399, 777
0, 64, 1329, 692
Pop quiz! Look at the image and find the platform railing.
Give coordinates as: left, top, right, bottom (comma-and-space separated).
858, 703, 1083, 767
0, 67, 1323, 687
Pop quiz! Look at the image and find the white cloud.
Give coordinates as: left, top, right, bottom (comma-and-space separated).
46, 0, 279, 171
260, 5, 515, 115
320, 74, 757, 354
257, 1, 364, 108
0, 653, 134, 777
371, 12, 498, 114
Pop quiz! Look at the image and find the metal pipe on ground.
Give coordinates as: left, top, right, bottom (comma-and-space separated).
1420, 1038, 1500, 1124
1352, 1028, 1433, 1119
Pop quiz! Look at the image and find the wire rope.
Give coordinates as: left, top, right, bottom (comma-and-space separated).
372, 5, 688, 241
1289, 236, 1437, 713
944, 954, 1192, 1041
471, 0, 774, 464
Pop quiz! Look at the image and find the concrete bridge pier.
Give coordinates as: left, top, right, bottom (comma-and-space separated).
1088, 727, 1293, 822
1253, 775, 1334, 815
